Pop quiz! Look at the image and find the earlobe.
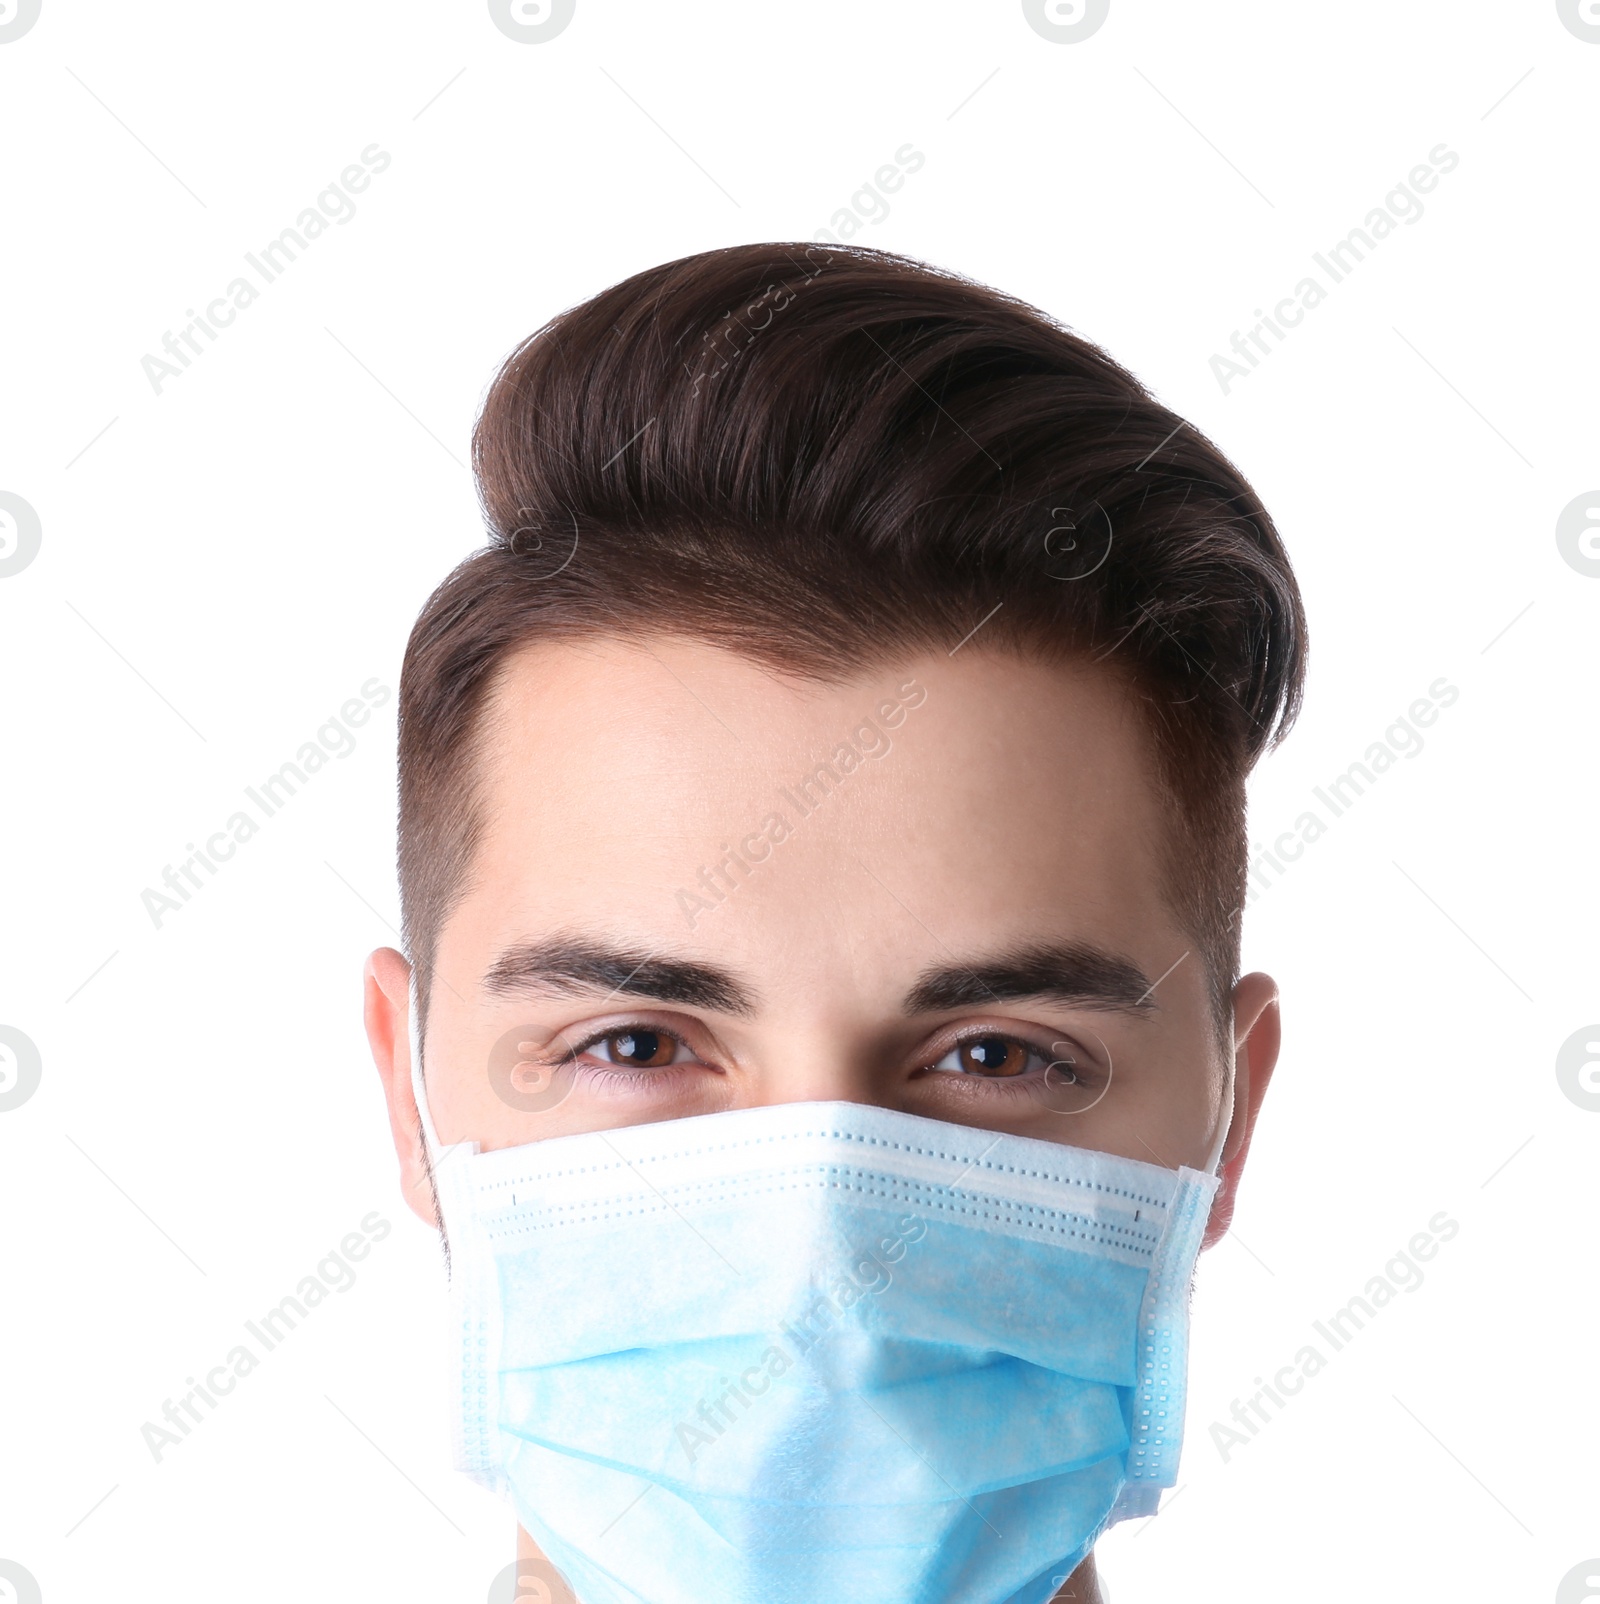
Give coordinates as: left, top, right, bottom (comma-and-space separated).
1202, 972, 1281, 1249
363, 947, 436, 1227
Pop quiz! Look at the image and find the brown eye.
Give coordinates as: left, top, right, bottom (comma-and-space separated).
955, 1036, 1033, 1077
600, 1029, 680, 1068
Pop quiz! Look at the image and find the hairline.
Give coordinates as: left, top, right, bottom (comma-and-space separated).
406, 623, 1238, 1055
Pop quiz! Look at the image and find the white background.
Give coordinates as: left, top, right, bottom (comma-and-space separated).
1, 2, 1596, 1601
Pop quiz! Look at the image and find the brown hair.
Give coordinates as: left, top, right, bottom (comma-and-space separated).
398, 243, 1306, 1039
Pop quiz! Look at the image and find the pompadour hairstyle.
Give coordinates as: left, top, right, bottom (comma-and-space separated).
398, 243, 1306, 1040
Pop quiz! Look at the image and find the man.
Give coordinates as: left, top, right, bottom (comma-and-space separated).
364, 242, 1303, 1603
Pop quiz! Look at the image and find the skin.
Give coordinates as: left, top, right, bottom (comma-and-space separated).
365, 636, 1281, 1604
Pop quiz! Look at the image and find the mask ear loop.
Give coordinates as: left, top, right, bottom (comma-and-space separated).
406, 967, 442, 1159
407, 968, 467, 1275
407, 973, 497, 1479
1208, 1019, 1249, 1177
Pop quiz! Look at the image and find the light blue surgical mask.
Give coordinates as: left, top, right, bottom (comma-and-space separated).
410, 1032, 1217, 1604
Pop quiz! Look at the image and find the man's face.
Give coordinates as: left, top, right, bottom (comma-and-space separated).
371, 637, 1275, 1223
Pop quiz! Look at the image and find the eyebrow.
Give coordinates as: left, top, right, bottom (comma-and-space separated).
480, 936, 1159, 1022
482, 936, 756, 1016
902, 942, 1160, 1017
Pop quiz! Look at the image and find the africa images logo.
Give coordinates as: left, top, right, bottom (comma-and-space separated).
0, 491, 42, 578
489, 0, 575, 44
1022, 0, 1110, 44
0, 0, 42, 44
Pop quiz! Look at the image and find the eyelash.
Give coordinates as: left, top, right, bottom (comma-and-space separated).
552, 1025, 698, 1093
578, 1063, 697, 1096
921, 1036, 1101, 1107
552, 1023, 1090, 1093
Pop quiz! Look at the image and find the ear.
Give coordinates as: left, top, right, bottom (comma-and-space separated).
1201, 971, 1281, 1250
363, 947, 437, 1228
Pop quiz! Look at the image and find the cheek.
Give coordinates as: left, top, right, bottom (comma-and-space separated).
1047, 1012, 1229, 1171
420, 1026, 521, 1150
1097, 1072, 1224, 1170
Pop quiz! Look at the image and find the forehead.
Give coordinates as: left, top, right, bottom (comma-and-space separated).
439, 637, 1178, 991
